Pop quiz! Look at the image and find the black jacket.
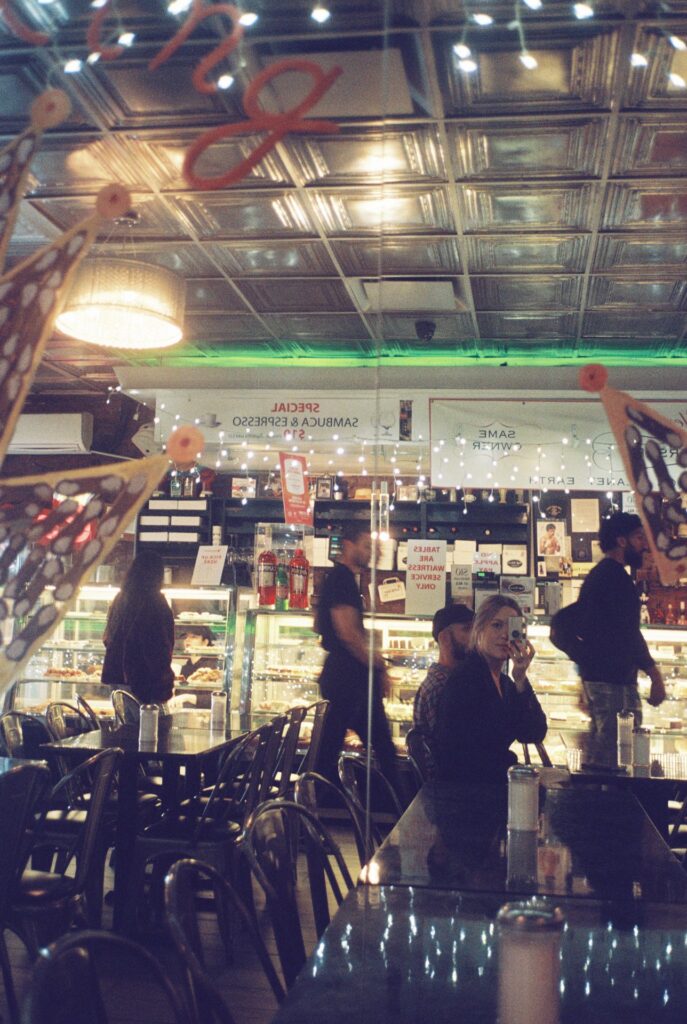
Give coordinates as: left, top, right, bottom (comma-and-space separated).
434, 651, 548, 783
576, 557, 654, 686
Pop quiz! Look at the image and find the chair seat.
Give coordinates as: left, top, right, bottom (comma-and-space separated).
16, 868, 77, 904
142, 813, 241, 843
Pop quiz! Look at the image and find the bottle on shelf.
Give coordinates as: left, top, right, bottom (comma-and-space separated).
639, 594, 650, 625
665, 602, 676, 626
678, 600, 687, 626
288, 548, 310, 609
275, 554, 289, 611
169, 471, 182, 498
257, 548, 277, 607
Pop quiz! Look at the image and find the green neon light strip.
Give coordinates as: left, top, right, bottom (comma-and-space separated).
125, 340, 687, 368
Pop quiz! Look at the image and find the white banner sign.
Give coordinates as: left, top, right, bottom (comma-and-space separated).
156, 391, 423, 444
405, 540, 446, 615
430, 398, 687, 492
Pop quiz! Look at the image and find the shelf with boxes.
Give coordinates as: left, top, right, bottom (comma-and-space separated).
136, 495, 212, 550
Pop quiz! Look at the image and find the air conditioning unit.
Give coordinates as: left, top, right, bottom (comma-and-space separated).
8, 413, 94, 454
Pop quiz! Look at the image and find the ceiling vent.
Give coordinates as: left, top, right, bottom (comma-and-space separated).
8, 413, 94, 454
360, 279, 465, 312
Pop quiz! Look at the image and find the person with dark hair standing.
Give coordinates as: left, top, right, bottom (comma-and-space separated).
434, 595, 547, 784
576, 511, 665, 765
101, 550, 175, 707
315, 521, 400, 791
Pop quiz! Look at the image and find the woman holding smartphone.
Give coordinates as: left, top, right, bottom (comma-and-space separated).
433, 595, 547, 783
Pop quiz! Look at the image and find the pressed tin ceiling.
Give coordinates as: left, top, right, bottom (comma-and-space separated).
2, 0, 687, 398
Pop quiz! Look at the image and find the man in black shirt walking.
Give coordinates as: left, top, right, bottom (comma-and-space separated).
577, 511, 665, 765
315, 521, 399, 791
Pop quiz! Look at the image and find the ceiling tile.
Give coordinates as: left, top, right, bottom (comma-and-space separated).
467, 235, 590, 272
450, 119, 606, 179
332, 237, 462, 275
477, 313, 577, 339
587, 277, 687, 309
126, 130, 291, 191
96, 241, 221, 277
173, 192, 314, 238
594, 235, 687, 270
27, 192, 189, 238
602, 182, 687, 229
472, 276, 582, 310
461, 184, 597, 231
288, 126, 446, 185
613, 115, 687, 176
311, 187, 455, 233
380, 313, 474, 340
184, 314, 272, 342
438, 27, 619, 115
185, 279, 248, 313
237, 278, 355, 313
622, 28, 687, 109
207, 240, 336, 276
263, 314, 371, 340
582, 311, 685, 338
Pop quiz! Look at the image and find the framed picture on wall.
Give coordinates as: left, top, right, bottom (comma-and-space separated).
316, 476, 333, 500
537, 519, 566, 557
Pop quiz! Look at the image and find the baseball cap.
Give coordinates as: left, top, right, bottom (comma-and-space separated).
432, 603, 475, 641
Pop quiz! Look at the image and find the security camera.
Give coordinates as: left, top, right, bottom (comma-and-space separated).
415, 319, 436, 343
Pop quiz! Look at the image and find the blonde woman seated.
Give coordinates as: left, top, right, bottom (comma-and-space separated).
433, 595, 547, 784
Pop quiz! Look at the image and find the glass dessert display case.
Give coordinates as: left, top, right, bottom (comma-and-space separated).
3, 584, 235, 717
238, 610, 687, 764
237, 608, 436, 752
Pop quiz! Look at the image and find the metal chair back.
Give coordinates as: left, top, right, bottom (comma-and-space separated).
242, 799, 354, 988
21, 930, 193, 1024
165, 857, 285, 1022
110, 689, 140, 725
294, 770, 371, 866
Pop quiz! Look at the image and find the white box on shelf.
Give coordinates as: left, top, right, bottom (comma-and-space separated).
171, 515, 203, 526
179, 499, 208, 511
376, 538, 396, 570
148, 499, 178, 510
502, 545, 527, 575
139, 531, 168, 542
168, 531, 200, 543
396, 541, 408, 570
140, 515, 169, 526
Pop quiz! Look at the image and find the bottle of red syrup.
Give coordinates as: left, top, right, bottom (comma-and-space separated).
288, 548, 310, 609
257, 548, 277, 606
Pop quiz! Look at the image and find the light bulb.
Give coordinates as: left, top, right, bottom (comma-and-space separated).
118, 32, 136, 46
574, 3, 594, 18
217, 74, 235, 90
238, 11, 258, 26
64, 59, 83, 73
311, 5, 331, 22
523, 0, 542, 6
473, 12, 493, 25
630, 53, 648, 67
453, 42, 471, 59
520, 52, 538, 69
459, 58, 478, 73
669, 35, 687, 51
669, 72, 687, 88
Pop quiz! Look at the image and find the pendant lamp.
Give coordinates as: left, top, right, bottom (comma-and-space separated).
56, 258, 185, 350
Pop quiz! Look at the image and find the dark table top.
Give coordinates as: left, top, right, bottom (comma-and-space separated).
272, 885, 687, 1024
40, 714, 240, 763
366, 779, 687, 904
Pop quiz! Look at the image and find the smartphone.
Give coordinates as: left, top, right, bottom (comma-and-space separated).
508, 616, 527, 645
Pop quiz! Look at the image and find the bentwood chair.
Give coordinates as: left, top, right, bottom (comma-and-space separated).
110, 689, 140, 725
165, 858, 285, 1024
9, 748, 121, 953
75, 696, 100, 729
294, 770, 371, 867
405, 727, 434, 787
21, 930, 193, 1024
295, 699, 330, 775
0, 713, 54, 763
242, 799, 354, 988
45, 702, 96, 741
0, 763, 51, 1024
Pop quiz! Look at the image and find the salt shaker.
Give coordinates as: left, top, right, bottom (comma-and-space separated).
506, 829, 538, 891
632, 726, 651, 768
139, 704, 160, 745
497, 900, 565, 1024
211, 690, 227, 732
507, 765, 540, 832
617, 711, 634, 766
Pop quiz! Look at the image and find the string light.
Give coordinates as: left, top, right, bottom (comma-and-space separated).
573, 3, 594, 18
238, 11, 258, 26
473, 12, 494, 25
311, 5, 331, 23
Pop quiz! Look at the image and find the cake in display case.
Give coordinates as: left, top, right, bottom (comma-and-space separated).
4, 583, 234, 717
